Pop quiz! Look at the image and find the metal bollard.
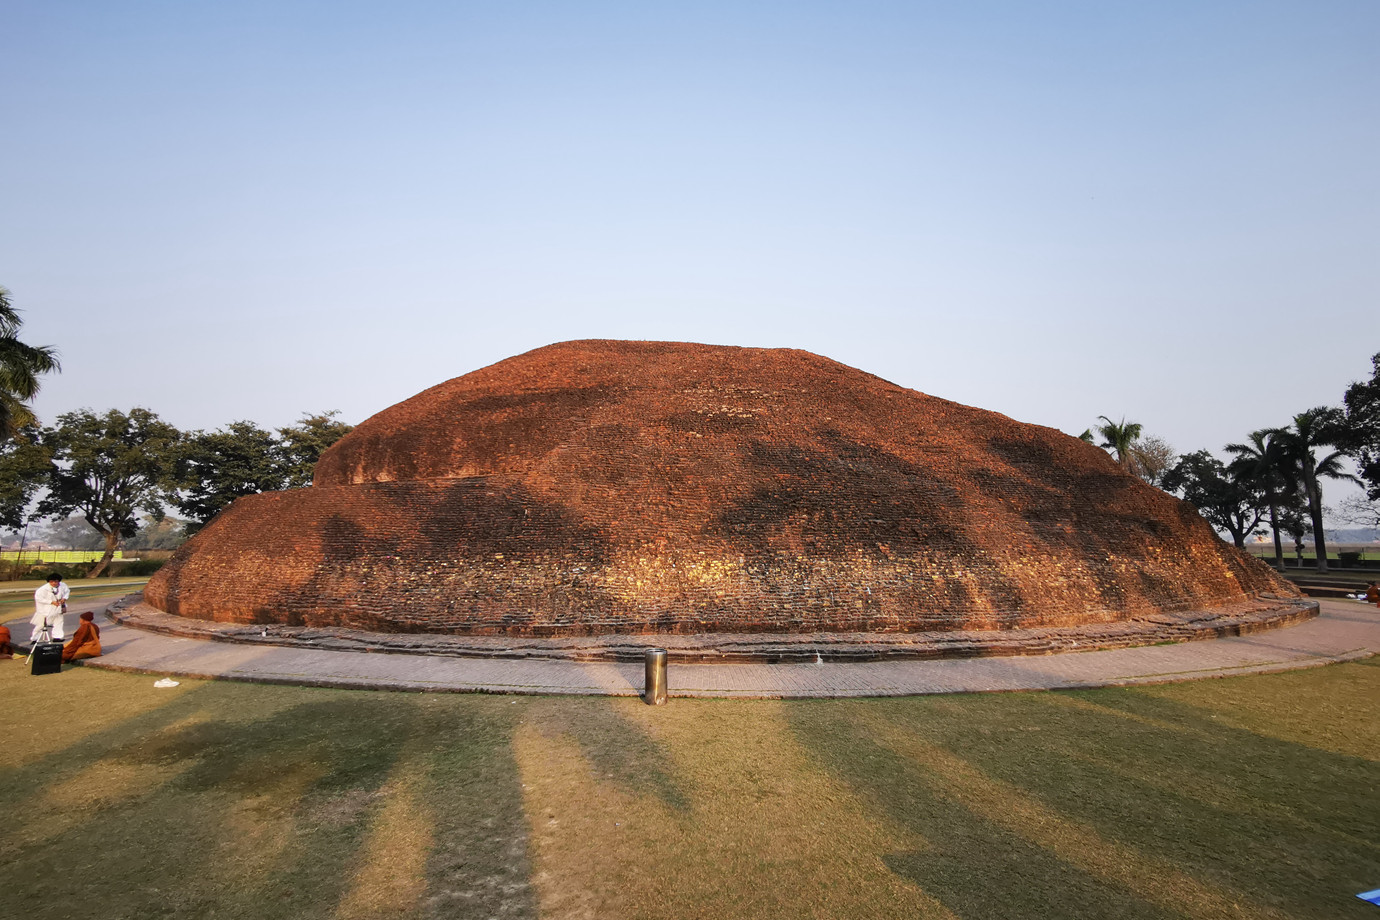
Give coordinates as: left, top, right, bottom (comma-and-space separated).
643, 648, 668, 705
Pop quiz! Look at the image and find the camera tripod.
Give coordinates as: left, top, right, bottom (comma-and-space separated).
25, 615, 59, 665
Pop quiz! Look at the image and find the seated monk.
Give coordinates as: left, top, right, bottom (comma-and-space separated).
0, 625, 11, 659
1367, 582, 1380, 607
62, 612, 102, 663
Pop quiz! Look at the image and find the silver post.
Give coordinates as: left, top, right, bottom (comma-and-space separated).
643, 648, 668, 705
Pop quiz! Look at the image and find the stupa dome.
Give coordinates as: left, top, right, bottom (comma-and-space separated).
144, 340, 1297, 637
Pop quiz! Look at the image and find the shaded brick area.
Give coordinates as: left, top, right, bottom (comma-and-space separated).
146, 340, 1300, 636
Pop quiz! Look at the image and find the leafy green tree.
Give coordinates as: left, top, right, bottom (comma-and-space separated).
1225, 429, 1295, 571
1277, 407, 1358, 573
171, 412, 352, 531
1339, 351, 1380, 502
36, 408, 182, 577
0, 286, 61, 441
278, 411, 353, 488
173, 421, 289, 531
1277, 502, 1311, 567
0, 425, 50, 530
1088, 416, 1173, 486
1161, 450, 1268, 548
1094, 416, 1144, 476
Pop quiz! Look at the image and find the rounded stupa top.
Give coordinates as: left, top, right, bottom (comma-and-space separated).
313, 340, 927, 487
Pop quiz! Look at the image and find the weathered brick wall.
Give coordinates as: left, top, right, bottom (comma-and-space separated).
145, 340, 1299, 636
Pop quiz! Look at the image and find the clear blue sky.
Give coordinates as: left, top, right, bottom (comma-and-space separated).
3, 1, 1377, 477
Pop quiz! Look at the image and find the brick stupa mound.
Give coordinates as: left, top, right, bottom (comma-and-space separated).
145, 340, 1301, 640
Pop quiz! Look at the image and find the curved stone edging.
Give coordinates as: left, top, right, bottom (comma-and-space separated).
106, 593, 1319, 663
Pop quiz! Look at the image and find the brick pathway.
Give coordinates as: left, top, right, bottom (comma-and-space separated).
8, 598, 1379, 698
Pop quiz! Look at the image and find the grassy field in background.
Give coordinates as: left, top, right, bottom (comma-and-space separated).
0, 656, 1375, 920
0, 580, 149, 628
0, 550, 130, 563
1245, 544, 1378, 562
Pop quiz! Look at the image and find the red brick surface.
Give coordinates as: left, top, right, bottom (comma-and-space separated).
145, 340, 1299, 636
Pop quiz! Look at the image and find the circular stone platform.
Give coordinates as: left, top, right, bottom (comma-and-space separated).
145, 340, 1303, 639
9, 597, 1375, 699
112, 594, 1317, 662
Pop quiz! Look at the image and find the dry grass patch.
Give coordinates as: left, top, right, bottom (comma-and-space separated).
0, 656, 1374, 919
513, 698, 956, 920
335, 771, 433, 920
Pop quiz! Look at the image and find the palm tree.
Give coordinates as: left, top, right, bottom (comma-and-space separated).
1225, 429, 1293, 571
1277, 408, 1359, 573
0, 286, 60, 441
1095, 416, 1144, 476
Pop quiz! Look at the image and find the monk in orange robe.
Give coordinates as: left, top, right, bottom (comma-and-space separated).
0, 625, 12, 659
62, 612, 102, 662
1367, 582, 1380, 607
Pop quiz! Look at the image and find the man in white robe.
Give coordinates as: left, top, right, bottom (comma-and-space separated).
30, 573, 70, 643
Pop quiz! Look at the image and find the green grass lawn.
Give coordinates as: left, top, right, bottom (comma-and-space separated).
0, 580, 149, 627
1, 657, 1375, 920
1246, 547, 1378, 564
0, 577, 150, 597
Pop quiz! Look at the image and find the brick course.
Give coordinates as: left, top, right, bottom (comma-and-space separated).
144, 340, 1300, 636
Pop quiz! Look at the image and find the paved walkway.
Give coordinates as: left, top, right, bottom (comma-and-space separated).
8, 597, 1379, 698
0, 579, 149, 595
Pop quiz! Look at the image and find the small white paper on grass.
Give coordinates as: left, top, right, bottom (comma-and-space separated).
153, 678, 180, 688
1358, 888, 1380, 906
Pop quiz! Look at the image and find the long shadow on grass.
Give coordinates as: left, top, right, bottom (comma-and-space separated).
787, 700, 1180, 920
0, 681, 222, 796
414, 697, 538, 920
2, 685, 536, 920
788, 685, 1379, 920
523, 697, 689, 812
1007, 687, 1380, 914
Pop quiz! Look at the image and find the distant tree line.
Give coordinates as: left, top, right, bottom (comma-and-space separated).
1084, 351, 1380, 572
29, 513, 189, 553
0, 284, 357, 577
0, 410, 353, 577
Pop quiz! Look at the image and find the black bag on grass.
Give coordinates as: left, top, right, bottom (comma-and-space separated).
30, 642, 63, 676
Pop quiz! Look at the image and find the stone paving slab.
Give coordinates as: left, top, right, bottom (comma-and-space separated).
6, 598, 1379, 698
